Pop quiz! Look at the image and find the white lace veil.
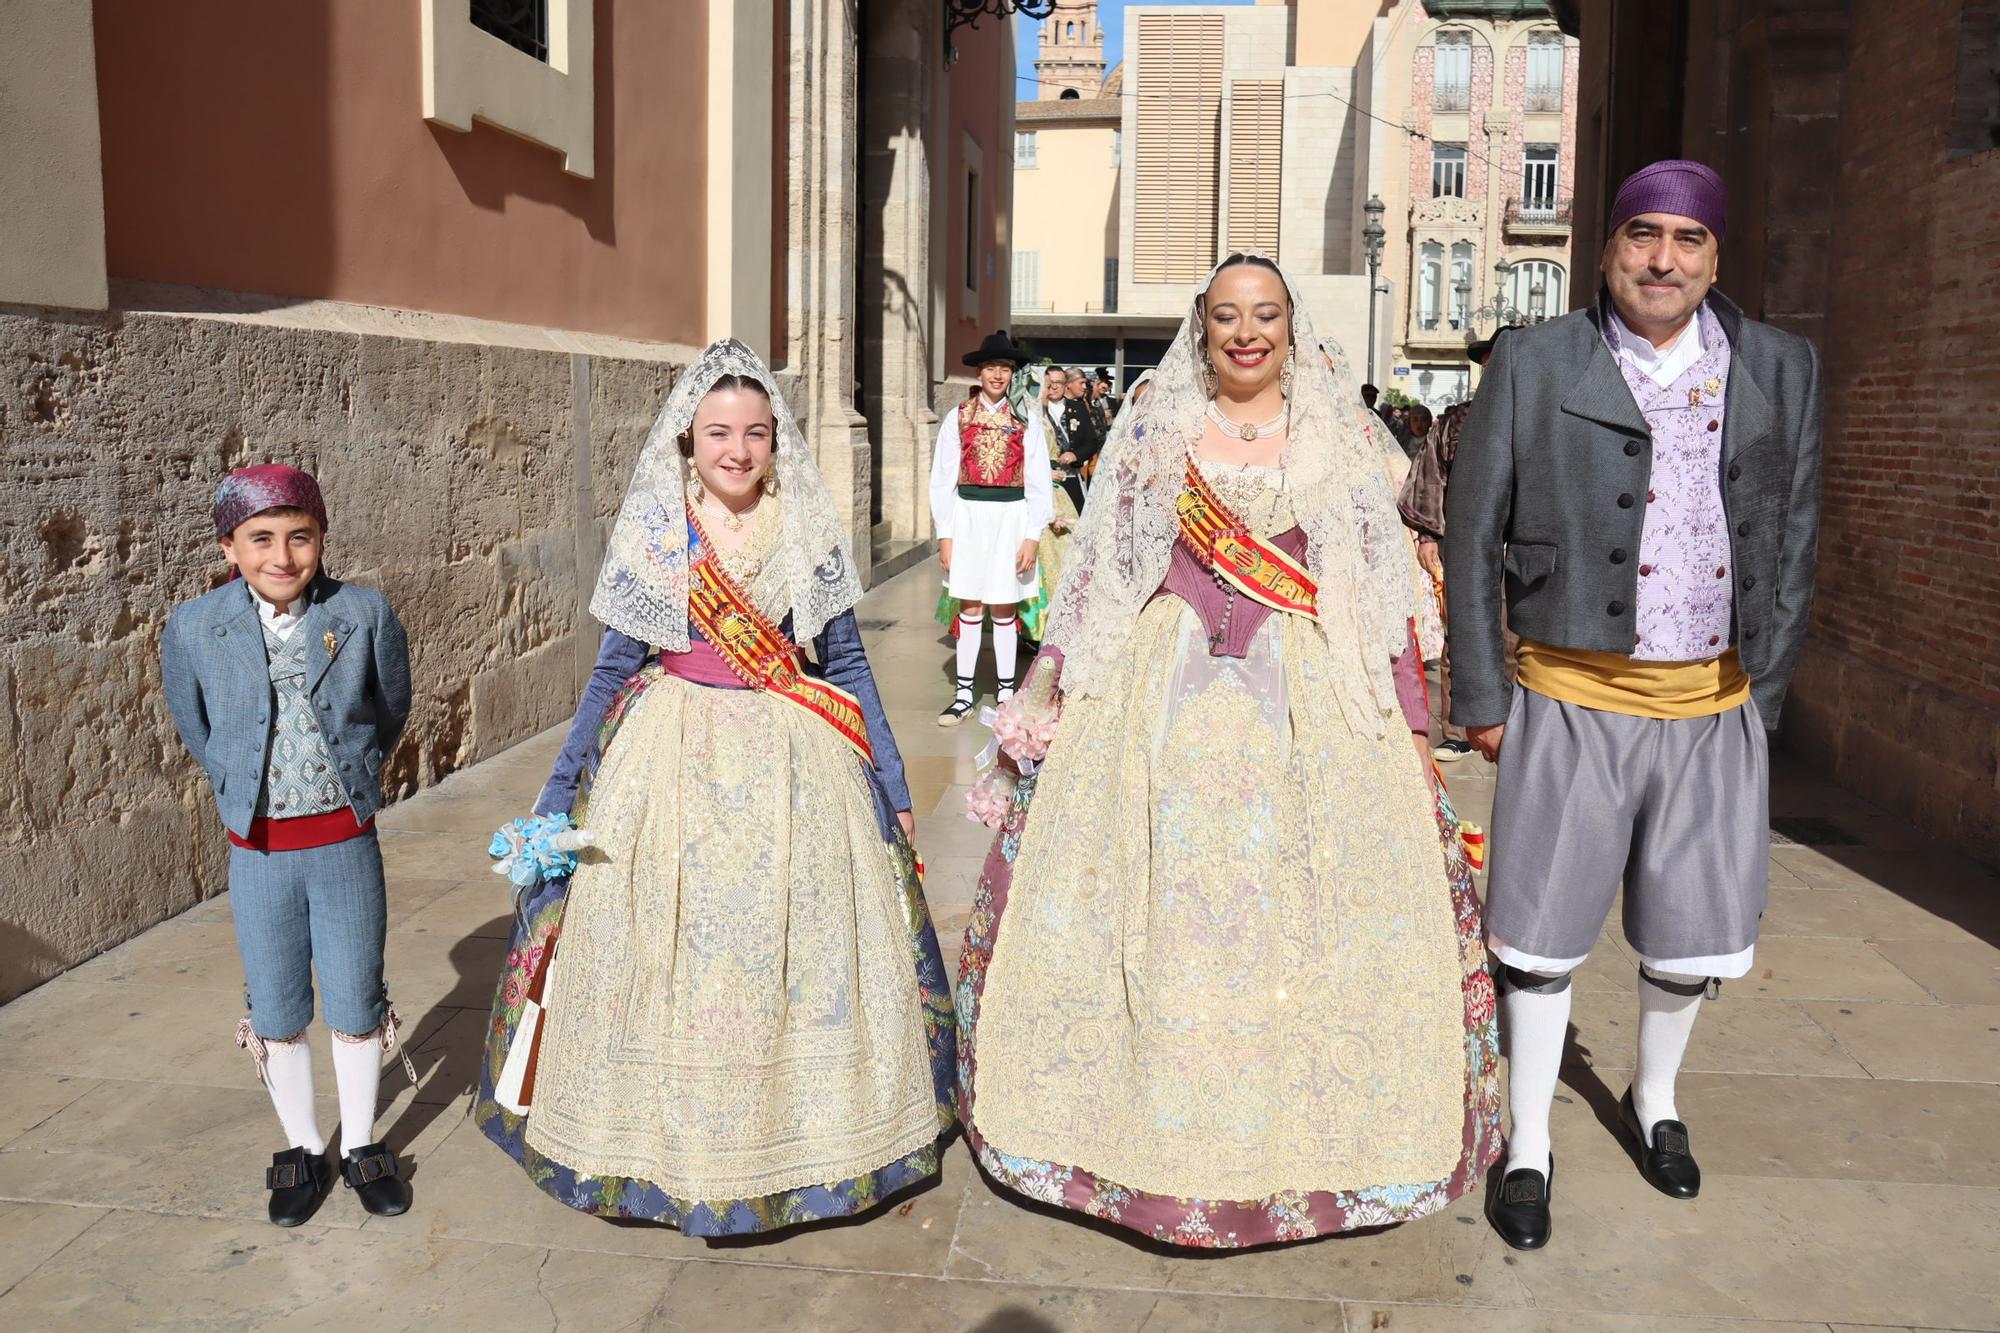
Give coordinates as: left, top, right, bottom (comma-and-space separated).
1040, 255, 1418, 734
590, 338, 863, 652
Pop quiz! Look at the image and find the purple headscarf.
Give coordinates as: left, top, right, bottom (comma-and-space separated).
1607, 159, 1727, 243
212, 464, 328, 538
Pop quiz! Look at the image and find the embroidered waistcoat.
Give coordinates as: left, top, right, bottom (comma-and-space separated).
958, 398, 1025, 488
1609, 308, 1736, 661
257, 623, 351, 819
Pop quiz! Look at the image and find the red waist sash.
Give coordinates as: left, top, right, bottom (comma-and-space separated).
228, 807, 374, 852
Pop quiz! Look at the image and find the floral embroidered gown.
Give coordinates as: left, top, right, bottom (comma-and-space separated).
956, 459, 1501, 1247
474, 511, 957, 1236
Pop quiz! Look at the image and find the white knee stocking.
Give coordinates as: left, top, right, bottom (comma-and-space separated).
1501, 980, 1571, 1177
263, 1037, 325, 1154
330, 1029, 384, 1151
1632, 971, 1706, 1140
954, 612, 983, 685
991, 613, 1020, 688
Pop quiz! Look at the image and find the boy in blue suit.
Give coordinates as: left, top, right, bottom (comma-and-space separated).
162, 465, 415, 1226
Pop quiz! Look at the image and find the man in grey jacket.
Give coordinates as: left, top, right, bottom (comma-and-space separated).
1444, 161, 1822, 1250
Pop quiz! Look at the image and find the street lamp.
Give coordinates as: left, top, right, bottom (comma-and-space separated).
1362, 195, 1386, 384
1452, 275, 1472, 332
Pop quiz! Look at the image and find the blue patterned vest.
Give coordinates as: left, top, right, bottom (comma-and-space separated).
256, 623, 351, 819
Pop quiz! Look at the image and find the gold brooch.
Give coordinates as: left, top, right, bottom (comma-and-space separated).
323, 631, 339, 660
1704, 376, 1723, 397
1688, 387, 1704, 408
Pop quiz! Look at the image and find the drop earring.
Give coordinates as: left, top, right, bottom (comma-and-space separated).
1201, 359, 1219, 398
761, 470, 779, 497
1279, 348, 1296, 396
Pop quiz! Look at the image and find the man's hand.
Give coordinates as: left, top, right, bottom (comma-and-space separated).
1469, 723, 1505, 762
938, 537, 953, 572
1059, 451, 1078, 465
1015, 539, 1040, 577
1416, 537, 1443, 580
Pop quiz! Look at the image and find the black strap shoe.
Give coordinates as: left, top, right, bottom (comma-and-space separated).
340, 1141, 412, 1217
1620, 1088, 1701, 1199
1486, 1155, 1554, 1250
937, 678, 976, 727
265, 1146, 330, 1228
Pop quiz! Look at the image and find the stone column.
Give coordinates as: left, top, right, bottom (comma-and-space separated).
860, 0, 942, 550
784, 0, 874, 578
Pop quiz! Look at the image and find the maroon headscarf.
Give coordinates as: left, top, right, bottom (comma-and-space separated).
212, 464, 328, 539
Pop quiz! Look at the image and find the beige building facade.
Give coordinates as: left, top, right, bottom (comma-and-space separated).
1113, 3, 1379, 361
0, 0, 1014, 1004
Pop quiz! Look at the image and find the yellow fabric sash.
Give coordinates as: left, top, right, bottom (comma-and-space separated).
1174, 459, 1320, 620
1516, 640, 1751, 720
687, 517, 874, 764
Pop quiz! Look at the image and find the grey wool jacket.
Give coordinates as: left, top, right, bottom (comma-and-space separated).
162, 574, 412, 838
1441, 289, 1823, 729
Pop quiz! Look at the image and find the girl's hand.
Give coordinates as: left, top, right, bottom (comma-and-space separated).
897, 810, 916, 844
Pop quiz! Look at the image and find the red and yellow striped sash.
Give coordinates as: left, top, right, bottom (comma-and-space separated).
1174, 459, 1319, 620
686, 519, 874, 765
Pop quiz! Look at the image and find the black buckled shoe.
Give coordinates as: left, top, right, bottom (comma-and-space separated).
1620, 1088, 1701, 1199
1486, 1155, 1554, 1251
340, 1141, 411, 1217
265, 1146, 330, 1227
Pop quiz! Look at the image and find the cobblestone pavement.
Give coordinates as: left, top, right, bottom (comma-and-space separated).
2, 564, 1996, 1331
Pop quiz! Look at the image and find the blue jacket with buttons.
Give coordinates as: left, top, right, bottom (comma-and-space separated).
162, 575, 413, 839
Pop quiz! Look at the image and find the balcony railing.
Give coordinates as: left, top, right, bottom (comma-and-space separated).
1505, 196, 1574, 231
1523, 86, 1562, 113
1434, 86, 1470, 112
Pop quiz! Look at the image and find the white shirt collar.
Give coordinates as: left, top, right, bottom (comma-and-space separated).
1609, 302, 1707, 389
249, 582, 305, 641
976, 393, 1009, 412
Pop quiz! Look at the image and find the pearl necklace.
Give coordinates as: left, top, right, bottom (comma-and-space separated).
1205, 399, 1288, 442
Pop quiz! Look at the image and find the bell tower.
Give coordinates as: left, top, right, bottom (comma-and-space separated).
1036, 2, 1107, 100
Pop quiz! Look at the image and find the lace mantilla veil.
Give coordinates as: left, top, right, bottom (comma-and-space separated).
1039, 255, 1418, 734
589, 338, 864, 653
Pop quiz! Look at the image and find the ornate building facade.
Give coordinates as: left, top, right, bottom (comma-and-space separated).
1378, 2, 1579, 408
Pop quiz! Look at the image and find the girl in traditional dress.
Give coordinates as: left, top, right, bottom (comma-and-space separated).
474, 339, 956, 1236
955, 255, 1501, 1247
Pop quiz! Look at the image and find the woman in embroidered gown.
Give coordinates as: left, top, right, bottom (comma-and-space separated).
955, 255, 1500, 1247
474, 340, 956, 1236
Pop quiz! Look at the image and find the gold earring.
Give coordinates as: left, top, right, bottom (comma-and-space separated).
1201, 359, 1219, 397
1280, 349, 1296, 396
762, 470, 779, 497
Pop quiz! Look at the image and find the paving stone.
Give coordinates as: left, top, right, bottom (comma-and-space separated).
0, 1201, 107, 1296
1872, 938, 2000, 1006
1803, 1002, 2000, 1083
0, 1208, 680, 1330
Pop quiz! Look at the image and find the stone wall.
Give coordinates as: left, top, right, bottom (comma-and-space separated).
0, 300, 683, 1003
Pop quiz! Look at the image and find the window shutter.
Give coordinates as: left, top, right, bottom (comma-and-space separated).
1225, 80, 1283, 256
1013, 251, 1041, 310
1134, 13, 1223, 284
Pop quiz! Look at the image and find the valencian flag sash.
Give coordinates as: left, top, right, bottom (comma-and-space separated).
686, 511, 875, 765
1174, 458, 1320, 620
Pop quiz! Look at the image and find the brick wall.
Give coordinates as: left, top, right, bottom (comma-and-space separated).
1785, 0, 2000, 852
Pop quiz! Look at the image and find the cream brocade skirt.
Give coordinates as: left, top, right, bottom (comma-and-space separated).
971, 600, 1469, 1202
524, 676, 939, 1202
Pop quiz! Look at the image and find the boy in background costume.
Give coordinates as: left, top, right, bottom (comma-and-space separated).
929, 330, 1053, 724
162, 465, 415, 1227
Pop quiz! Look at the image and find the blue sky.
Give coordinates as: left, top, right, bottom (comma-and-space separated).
1012, 0, 1256, 99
